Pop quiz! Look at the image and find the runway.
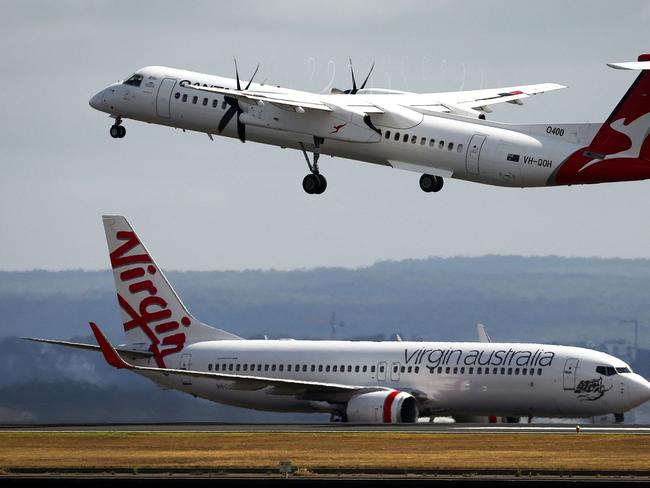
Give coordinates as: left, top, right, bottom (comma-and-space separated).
2, 422, 650, 434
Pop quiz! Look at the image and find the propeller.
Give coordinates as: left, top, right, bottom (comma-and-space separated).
217, 59, 260, 143
344, 58, 375, 94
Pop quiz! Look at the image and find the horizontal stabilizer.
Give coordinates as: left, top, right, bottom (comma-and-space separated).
22, 336, 153, 358
607, 54, 650, 70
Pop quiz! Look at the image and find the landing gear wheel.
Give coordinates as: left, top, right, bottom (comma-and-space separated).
314, 174, 327, 194
419, 174, 444, 193
118, 125, 126, 138
302, 174, 321, 194
110, 125, 120, 138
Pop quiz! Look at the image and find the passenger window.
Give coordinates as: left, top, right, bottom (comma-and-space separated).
457, 144, 463, 152
174, 92, 180, 99
243, 364, 248, 371
203, 97, 208, 106
371, 366, 376, 373
222, 100, 228, 109
537, 368, 542, 375
415, 366, 419, 373
407, 366, 412, 373
318, 365, 323, 372
438, 367, 443, 374
403, 134, 409, 143
469, 367, 474, 374
493, 368, 498, 375
529, 368, 534, 375
393, 365, 398, 373
325, 365, 330, 372
182, 94, 188, 102
222, 363, 226, 371
270, 365, 276, 371
311, 365, 316, 372
379, 365, 385, 373
208, 364, 212, 371
522, 368, 527, 375
445, 367, 450, 374
340, 365, 345, 372
362, 365, 368, 373
484, 367, 489, 375
212, 99, 218, 108
507, 368, 513, 375
348, 366, 352, 372
302, 365, 307, 372
394, 132, 400, 141
192, 96, 198, 104
215, 364, 220, 371
411, 135, 417, 144
515, 368, 520, 375
385, 130, 391, 139
420, 137, 426, 146
429, 139, 435, 147
477, 367, 482, 374
460, 367, 465, 374
448, 142, 454, 151
500, 368, 505, 375
279, 365, 284, 372
236, 364, 241, 371
264, 364, 269, 371
229, 364, 234, 371
332, 365, 337, 372
438, 140, 444, 149
400, 366, 405, 373
287, 365, 292, 372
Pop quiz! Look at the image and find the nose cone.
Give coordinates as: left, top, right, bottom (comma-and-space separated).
89, 91, 103, 110
628, 375, 650, 408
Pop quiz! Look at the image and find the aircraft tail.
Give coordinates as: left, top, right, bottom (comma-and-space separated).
102, 215, 243, 368
551, 54, 650, 185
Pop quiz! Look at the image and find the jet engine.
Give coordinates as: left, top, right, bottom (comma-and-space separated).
346, 390, 418, 423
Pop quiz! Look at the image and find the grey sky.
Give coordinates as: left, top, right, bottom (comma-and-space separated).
1, 0, 650, 271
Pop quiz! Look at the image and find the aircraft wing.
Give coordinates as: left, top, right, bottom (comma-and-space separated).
22, 336, 154, 359
406, 83, 566, 116
183, 84, 333, 112
89, 322, 389, 403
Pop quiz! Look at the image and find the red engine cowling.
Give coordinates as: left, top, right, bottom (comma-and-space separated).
346, 390, 419, 423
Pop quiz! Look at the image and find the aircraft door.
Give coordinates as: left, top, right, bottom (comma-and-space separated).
377, 361, 387, 382
563, 358, 579, 390
466, 134, 486, 176
156, 78, 177, 118
180, 353, 192, 385
391, 362, 401, 381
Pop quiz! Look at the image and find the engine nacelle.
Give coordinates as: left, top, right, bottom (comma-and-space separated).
346, 390, 418, 423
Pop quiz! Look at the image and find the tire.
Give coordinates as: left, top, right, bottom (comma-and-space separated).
302, 174, 319, 194
431, 176, 444, 192
419, 174, 435, 192
109, 125, 120, 138
118, 126, 126, 138
314, 174, 327, 194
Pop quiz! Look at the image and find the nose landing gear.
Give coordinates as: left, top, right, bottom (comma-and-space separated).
109, 117, 126, 139
300, 136, 327, 195
419, 174, 444, 193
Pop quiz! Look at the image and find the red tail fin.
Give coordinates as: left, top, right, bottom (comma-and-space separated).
552, 54, 650, 185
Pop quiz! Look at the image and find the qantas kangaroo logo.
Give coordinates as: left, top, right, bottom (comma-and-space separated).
110, 231, 190, 367
330, 123, 347, 134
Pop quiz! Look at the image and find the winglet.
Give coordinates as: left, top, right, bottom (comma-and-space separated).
89, 322, 129, 369
477, 323, 492, 343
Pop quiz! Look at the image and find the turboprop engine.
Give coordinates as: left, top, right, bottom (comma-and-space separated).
346, 390, 418, 423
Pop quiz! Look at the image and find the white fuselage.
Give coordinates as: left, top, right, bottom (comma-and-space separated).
89, 66, 592, 189
131, 339, 650, 419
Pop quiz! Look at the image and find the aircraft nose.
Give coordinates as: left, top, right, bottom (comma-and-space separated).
89, 91, 104, 110
628, 375, 650, 407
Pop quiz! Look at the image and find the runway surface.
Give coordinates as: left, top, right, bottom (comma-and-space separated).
2, 422, 650, 434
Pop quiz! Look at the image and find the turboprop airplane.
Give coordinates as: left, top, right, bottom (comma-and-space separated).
89, 55, 650, 195
25, 216, 650, 423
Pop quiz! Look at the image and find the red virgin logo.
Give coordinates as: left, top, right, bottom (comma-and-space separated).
110, 231, 189, 367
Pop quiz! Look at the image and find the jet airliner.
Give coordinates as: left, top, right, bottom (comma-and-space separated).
89, 55, 650, 195
26, 216, 650, 423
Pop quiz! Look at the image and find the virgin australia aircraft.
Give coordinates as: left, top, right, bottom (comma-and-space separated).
89, 55, 650, 195
26, 216, 650, 423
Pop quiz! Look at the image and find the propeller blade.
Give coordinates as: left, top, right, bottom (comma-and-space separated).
349, 58, 357, 93
244, 63, 260, 90
218, 104, 238, 133
236, 109, 246, 143
234, 58, 241, 91
359, 62, 375, 91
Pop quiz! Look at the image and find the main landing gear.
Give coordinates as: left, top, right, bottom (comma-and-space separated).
300, 136, 327, 195
109, 117, 126, 139
419, 174, 444, 193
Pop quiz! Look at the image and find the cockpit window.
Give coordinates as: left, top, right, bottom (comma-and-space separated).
615, 367, 631, 374
124, 74, 143, 87
596, 365, 617, 376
